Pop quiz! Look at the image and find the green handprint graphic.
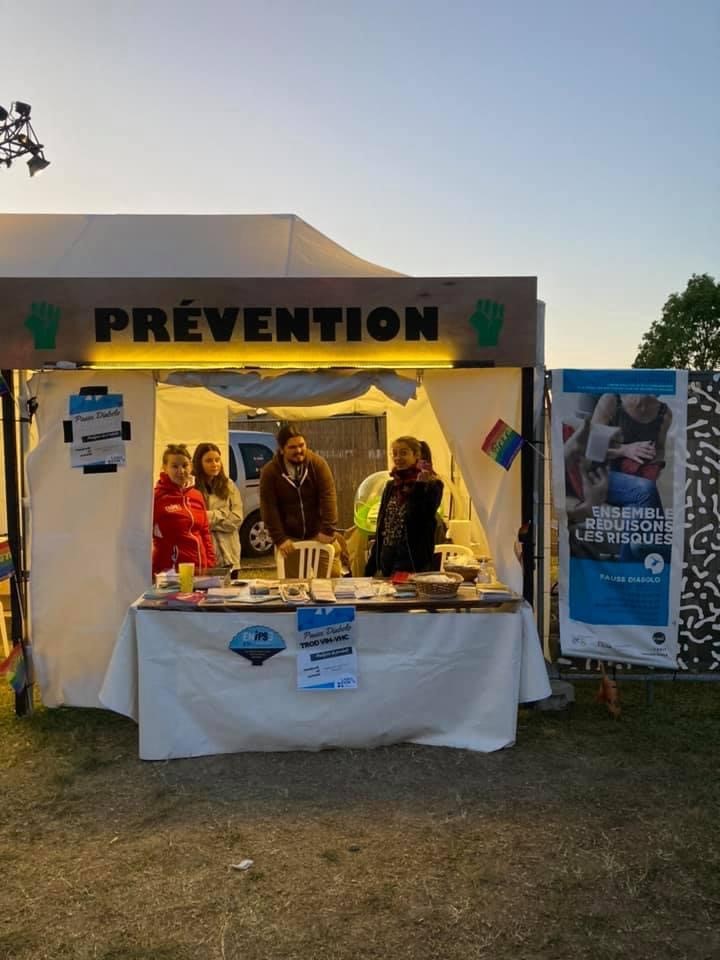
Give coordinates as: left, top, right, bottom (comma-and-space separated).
468, 299, 504, 347
25, 301, 61, 350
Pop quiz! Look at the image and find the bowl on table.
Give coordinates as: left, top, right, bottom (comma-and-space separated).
409, 571, 464, 599
443, 561, 482, 583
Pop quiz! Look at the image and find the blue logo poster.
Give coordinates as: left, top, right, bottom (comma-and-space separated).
229, 625, 286, 666
551, 369, 688, 667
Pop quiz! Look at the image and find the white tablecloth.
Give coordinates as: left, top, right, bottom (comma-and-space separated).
99, 603, 550, 760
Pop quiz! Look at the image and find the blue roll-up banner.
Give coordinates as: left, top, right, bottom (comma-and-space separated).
551, 370, 688, 667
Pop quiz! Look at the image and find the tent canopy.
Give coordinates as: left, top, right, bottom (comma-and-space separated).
0, 213, 402, 278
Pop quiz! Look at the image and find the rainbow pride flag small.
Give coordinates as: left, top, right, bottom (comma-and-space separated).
0, 539, 14, 582
481, 418, 524, 470
0, 644, 26, 694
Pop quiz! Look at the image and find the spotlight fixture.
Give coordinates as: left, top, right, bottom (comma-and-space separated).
27, 154, 50, 177
0, 100, 51, 176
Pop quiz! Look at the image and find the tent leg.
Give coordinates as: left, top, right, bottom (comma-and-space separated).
1, 370, 32, 716
521, 367, 535, 606
533, 369, 548, 644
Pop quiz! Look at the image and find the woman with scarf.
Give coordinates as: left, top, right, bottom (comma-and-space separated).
365, 436, 444, 577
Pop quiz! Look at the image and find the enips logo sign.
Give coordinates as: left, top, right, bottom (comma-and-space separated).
229, 625, 285, 666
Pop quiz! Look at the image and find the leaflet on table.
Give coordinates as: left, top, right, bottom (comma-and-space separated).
140, 591, 206, 609
154, 571, 227, 590
69, 393, 125, 468
476, 582, 515, 602
309, 579, 336, 603
333, 578, 375, 599
201, 585, 277, 605
296, 606, 358, 691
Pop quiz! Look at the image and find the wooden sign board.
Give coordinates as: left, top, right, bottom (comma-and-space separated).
0, 276, 538, 368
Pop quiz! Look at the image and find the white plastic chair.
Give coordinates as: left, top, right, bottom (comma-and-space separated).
446, 520, 473, 548
276, 540, 334, 579
434, 543, 474, 571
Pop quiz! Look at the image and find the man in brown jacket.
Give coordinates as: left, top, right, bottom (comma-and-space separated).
259, 425, 338, 560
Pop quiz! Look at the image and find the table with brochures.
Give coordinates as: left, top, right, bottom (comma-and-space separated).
99, 581, 551, 760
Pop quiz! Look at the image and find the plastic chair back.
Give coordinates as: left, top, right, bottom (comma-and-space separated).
276, 540, 334, 579
433, 543, 474, 571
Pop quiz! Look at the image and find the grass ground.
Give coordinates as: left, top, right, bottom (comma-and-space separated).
1, 677, 718, 960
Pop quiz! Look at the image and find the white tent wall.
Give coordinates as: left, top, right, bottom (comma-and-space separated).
154, 384, 233, 480
27, 371, 155, 707
424, 369, 523, 594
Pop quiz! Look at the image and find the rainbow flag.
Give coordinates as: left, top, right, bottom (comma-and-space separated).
0, 540, 14, 582
0, 540, 13, 582
481, 418, 524, 470
0, 644, 26, 693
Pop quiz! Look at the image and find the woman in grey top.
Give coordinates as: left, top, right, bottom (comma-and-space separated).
192, 443, 244, 568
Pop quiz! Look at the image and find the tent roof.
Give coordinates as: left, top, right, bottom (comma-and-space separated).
0, 213, 402, 279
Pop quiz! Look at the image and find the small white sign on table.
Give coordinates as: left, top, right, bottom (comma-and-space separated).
296, 606, 358, 691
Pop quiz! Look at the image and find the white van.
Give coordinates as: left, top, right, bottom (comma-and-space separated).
228, 430, 277, 557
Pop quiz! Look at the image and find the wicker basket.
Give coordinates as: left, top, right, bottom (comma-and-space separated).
444, 561, 481, 582
410, 571, 464, 598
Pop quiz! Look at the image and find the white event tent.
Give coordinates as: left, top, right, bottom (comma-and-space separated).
0, 214, 540, 708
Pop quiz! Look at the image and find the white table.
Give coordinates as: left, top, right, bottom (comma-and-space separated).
100, 603, 551, 760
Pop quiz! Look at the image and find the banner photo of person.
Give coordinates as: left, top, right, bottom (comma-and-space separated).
551, 369, 689, 668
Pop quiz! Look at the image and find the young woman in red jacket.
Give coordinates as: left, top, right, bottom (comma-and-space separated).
152, 444, 216, 574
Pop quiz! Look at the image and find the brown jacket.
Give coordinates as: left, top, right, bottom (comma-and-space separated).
259, 450, 338, 546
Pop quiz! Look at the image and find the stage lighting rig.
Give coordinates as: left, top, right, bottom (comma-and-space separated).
0, 101, 51, 176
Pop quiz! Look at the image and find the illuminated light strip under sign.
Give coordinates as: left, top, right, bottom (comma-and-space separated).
43, 360, 456, 371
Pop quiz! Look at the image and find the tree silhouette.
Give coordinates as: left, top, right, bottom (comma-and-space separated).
634, 274, 720, 370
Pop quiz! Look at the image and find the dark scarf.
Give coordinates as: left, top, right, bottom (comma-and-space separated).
390, 464, 421, 504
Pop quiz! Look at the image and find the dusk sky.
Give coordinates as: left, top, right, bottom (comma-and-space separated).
2, 0, 718, 368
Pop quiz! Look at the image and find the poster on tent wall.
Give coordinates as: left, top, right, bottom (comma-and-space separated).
69, 393, 126, 468
551, 369, 688, 668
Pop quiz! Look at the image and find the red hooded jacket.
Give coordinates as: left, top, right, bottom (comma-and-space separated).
152, 472, 216, 574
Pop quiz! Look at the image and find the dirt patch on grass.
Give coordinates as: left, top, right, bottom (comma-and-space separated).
1, 682, 719, 959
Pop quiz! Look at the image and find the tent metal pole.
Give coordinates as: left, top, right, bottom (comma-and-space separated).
520, 367, 535, 605
533, 367, 547, 643
1, 369, 32, 716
